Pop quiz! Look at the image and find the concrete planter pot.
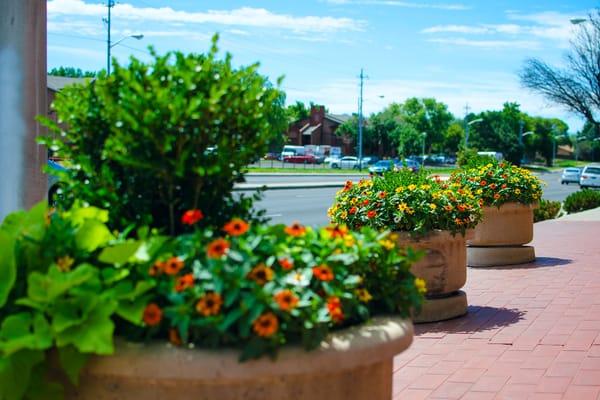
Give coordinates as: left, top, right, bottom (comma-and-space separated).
395, 230, 469, 323
65, 316, 413, 400
467, 202, 537, 267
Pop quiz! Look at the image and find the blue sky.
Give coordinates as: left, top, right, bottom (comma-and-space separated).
47, 0, 597, 132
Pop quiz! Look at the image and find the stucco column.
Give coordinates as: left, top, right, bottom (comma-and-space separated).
0, 0, 47, 220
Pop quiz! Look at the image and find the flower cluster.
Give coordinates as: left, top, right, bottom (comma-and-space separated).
328, 170, 482, 236
140, 214, 423, 360
450, 161, 543, 207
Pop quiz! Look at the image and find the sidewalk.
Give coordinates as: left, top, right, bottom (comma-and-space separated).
393, 211, 600, 399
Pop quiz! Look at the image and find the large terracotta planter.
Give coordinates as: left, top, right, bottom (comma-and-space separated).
65, 316, 413, 400
467, 202, 537, 267
395, 230, 469, 323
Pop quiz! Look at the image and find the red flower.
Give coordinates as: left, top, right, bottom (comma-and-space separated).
174, 273, 194, 292
207, 238, 230, 259
143, 303, 162, 326
284, 222, 306, 237
362, 199, 370, 206
349, 206, 358, 215
367, 210, 377, 219
181, 209, 204, 225
279, 257, 294, 270
343, 181, 353, 191
327, 297, 344, 323
312, 264, 334, 281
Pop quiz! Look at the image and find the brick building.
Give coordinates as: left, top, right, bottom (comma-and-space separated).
286, 106, 354, 155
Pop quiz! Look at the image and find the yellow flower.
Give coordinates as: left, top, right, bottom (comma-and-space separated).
344, 234, 355, 247
420, 184, 431, 190
395, 186, 405, 193
350, 197, 359, 205
429, 203, 437, 210
515, 188, 521, 194
378, 239, 395, 250
340, 211, 348, 219
56, 255, 75, 272
406, 207, 415, 215
398, 202, 408, 212
476, 189, 483, 195
407, 184, 417, 191
432, 191, 441, 199
355, 288, 373, 303
415, 278, 427, 294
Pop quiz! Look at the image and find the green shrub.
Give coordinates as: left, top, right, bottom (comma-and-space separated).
456, 148, 496, 168
564, 189, 600, 213
40, 36, 287, 235
533, 199, 563, 222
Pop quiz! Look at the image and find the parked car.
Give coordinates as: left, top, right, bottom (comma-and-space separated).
283, 154, 317, 164
561, 168, 581, 185
396, 159, 420, 172
329, 156, 367, 169
323, 155, 340, 164
368, 160, 395, 175
362, 156, 379, 165
263, 152, 279, 160
579, 164, 600, 189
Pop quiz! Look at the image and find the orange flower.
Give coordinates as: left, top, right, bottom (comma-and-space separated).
196, 292, 223, 317
278, 258, 294, 270
174, 273, 194, 292
327, 296, 344, 323
325, 224, 348, 238
248, 264, 274, 285
349, 206, 358, 215
378, 191, 387, 199
207, 238, 230, 259
480, 180, 487, 186
457, 204, 467, 212
149, 260, 165, 276
284, 222, 306, 237
274, 290, 299, 311
223, 218, 249, 236
312, 264, 334, 281
181, 209, 204, 225
343, 180, 353, 191
252, 312, 279, 337
143, 303, 162, 326
362, 199, 370, 206
367, 210, 377, 219
493, 193, 501, 200
169, 328, 182, 346
489, 183, 497, 190
501, 183, 507, 189
164, 257, 184, 275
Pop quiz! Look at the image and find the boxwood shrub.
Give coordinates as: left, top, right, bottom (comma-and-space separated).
564, 190, 600, 214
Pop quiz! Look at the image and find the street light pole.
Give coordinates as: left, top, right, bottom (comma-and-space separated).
421, 132, 426, 166
357, 68, 365, 171
465, 118, 483, 148
106, 0, 114, 75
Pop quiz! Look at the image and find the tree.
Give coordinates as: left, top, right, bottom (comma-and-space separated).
443, 122, 465, 154
520, 9, 600, 137
400, 98, 453, 154
49, 66, 97, 78
285, 101, 310, 123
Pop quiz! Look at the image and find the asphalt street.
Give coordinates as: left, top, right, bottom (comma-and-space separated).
248, 171, 582, 227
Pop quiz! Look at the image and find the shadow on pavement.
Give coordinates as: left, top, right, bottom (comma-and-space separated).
468, 256, 573, 270
414, 305, 525, 335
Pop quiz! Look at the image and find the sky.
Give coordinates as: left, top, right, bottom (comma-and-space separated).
47, 0, 598, 132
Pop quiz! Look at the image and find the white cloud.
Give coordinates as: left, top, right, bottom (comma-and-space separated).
422, 25, 491, 34
323, 0, 469, 10
427, 38, 540, 50
47, 0, 365, 33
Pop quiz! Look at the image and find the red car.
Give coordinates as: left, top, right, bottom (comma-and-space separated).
283, 154, 317, 164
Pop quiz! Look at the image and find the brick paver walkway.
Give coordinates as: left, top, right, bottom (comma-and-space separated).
393, 219, 600, 399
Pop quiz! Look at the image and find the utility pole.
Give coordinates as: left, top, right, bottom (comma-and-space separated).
357, 68, 366, 171
464, 104, 471, 148
105, 0, 115, 75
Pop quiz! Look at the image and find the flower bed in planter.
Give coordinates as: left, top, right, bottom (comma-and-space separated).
329, 170, 482, 323
452, 162, 543, 267
0, 38, 425, 400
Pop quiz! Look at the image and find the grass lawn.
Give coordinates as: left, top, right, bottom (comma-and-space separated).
245, 166, 456, 175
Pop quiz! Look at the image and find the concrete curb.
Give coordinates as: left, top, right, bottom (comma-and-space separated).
234, 182, 346, 191
558, 206, 600, 221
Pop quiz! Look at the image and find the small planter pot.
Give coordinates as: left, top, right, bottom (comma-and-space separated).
467, 202, 537, 267
395, 230, 469, 323
65, 316, 413, 400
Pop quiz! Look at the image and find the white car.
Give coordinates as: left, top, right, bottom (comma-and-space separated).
561, 168, 581, 184
329, 156, 367, 169
580, 164, 600, 189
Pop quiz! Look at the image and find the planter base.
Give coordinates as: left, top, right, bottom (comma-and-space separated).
468, 246, 535, 267
414, 290, 467, 324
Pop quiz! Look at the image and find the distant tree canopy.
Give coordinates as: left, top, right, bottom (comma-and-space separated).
285, 101, 327, 123
520, 9, 600, 137
49, 66, 97, 78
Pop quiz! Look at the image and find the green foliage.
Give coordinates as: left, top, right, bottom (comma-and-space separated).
456, 148, 496, 168
48, 67, 96, 78
39, 35, 287, 235
451, 161, 544, 207
564, 189, 600, 213
401, 98, 453, 154
534, 199, 563, 222
329, 170, 482, 236
0, 204, 154, 398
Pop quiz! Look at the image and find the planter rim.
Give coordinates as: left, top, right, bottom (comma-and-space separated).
482, 202, 538, 211
394, 229, 473, 241
82, 316, 412, 381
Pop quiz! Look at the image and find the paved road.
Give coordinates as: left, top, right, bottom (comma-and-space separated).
245, 174, 366, 184
249, 171, 582, 227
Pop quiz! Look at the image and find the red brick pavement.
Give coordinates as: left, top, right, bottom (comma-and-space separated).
393, 220, 600, 399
